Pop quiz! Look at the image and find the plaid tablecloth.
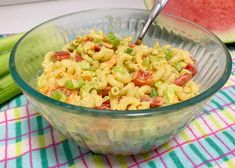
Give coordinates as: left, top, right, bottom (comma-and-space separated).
0, 37, 235, 167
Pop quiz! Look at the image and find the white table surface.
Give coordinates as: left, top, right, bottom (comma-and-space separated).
0, 0, 146, 34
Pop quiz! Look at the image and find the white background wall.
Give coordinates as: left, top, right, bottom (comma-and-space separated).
0, 0, 145, 34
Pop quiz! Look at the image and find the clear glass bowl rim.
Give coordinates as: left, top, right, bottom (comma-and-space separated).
9, 8, 232, 117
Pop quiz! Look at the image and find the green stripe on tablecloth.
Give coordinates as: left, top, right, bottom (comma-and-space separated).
205, 137, 229, 161
15, 96, 22, 107
148, 161, 157, 168
223, 131, 235, 146
169, 151, 184, 168
16, 122, 22, 168
220, 91, 234, 103
15, 122, 21, 142
16, 158, 23, 168
211, 99, 224, 111
37, 116, 49, 167
62, 140, 75, 166
189, 144, 212, 167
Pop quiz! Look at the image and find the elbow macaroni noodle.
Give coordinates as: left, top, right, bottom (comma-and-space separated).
37, 30, 199, 110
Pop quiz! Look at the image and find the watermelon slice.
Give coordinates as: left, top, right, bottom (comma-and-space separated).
144, 0, 235, 43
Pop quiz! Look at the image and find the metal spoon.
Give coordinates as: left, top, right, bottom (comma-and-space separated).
136, 0, 168, 44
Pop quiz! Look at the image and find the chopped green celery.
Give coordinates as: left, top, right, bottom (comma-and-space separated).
0, 33, 24, 54
165, 49, 173, 60
65, 79, 84, 90
106, 32, 120, 48
142, 58, 150, 67
51, 90, 67, 102
164, 86, 176, 104
65, 80, 73, 90
0, 74, 21, 104
76, 47, 83, 54
72, 79, 85, 88
149, 55, 164, 62
150, 88, 158, 97
112, 65, 127, 74
124, 48, 133, 54
78, 61, 90, 70
93, 38, 102, 44
174, 61, 187, 72
0, 52, 10, 77
154, 81, 163, 88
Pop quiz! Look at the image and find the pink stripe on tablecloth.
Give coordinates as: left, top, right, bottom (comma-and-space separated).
154, 148, 167, 168
0, 139, 64, 162
131, 155, 141, 168
230, 78, 235, 83
223, 84, 235, 90
48, 151, 90, 168
196, 148, 235, 168
206, 104, 230, 126
213, 95, 235, 148
4, 111, 8, 167
78, 147, 89, 168
173, 137, 197, 167
0, 112, 38, 125
226, 87, 235, 98
200, 114, 235, 157
128, 121, 235, 167
187, 125, 222, 168
2, 114, 234, 164
26, 105, 33, 168
0, 125, 51, 143
50, 126, 60, 168
205, 102, 234, 113
104, 155, 112, 168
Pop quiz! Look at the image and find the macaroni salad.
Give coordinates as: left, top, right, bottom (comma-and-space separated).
37, 31, 199, 110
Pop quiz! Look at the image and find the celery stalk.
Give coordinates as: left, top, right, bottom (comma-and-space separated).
0, 52, 10, 77
0, 33, 24, 54
0, 74, 21, 104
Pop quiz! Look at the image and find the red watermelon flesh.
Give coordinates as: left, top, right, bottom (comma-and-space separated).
163, 0, 235, 31
144, 0, 235, 43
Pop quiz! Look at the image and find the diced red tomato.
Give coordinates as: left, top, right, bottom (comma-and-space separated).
185, 63, 197, 76
101, 86, 112, 97
94, 44, 101, 52
174, 73, 192, 86
95, 100, 110, 110
132, 69, 153, 87
53, 51, 70, 61
129, 44, 136, 48
75, 54, 83, 62
60, 87, 72, 96
84, 37, 93, 42
141, 95, 150, 102
140, 95, 163, 108
150, 96, 164, 108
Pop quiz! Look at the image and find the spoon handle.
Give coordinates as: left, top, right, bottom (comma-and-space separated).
137, 0, 168, 41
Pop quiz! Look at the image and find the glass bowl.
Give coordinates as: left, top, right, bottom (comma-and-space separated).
10, 8, 232, 155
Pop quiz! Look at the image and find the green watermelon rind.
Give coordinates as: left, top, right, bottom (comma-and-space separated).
143, 0, 235, 44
